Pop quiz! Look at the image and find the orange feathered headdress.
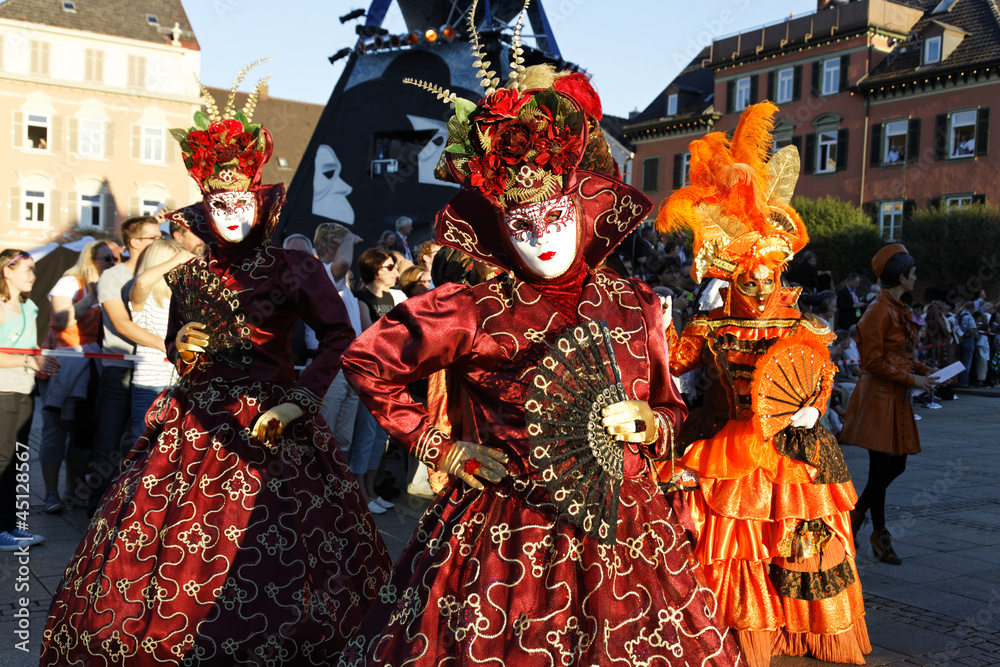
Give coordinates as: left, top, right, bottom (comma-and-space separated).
656, 101, 808, 283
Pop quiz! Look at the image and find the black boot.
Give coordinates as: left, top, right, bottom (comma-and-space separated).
871, 528, 902, 564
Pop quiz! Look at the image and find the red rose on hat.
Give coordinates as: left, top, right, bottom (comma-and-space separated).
468, 153, 508, 197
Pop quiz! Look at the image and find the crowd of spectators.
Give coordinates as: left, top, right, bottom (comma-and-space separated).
3, 213, 998, 549
615, 223, 1000, 437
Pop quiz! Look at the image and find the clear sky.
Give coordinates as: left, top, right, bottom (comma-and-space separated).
185, 0, 820, 117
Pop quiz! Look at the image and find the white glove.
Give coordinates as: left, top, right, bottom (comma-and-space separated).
789, 406, 820, 429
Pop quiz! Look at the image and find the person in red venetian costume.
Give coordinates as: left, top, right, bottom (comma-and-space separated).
337, 5, 743, 665
654, 102, 870, 667
40, 63, 392, 666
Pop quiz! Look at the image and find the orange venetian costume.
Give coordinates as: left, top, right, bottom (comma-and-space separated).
655, 102, 870, 667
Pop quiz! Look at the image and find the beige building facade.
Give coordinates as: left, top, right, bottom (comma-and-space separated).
0, 1, 202, 248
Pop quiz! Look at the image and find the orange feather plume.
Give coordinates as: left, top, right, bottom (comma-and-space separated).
655, 101, 808, 283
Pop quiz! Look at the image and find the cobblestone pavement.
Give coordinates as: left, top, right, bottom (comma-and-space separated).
2, 392, 997, 666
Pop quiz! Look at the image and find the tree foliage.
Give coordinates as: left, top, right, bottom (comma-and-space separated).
903, 203, 1000, 302
791, 195, 883, 283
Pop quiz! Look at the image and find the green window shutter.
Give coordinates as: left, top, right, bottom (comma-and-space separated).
906, 118, 921, 164
803, 133, 816, 174
933, 114, 947, 160
976, 107, 990, 156
836, 128, 849, 171
870, 123, 882, 166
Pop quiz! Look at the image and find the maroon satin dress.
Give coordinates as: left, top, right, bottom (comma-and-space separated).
340, 272, 744, 666
40, 240, 393, 666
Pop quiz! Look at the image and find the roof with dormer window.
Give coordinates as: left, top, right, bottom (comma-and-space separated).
622, 48, 718, 138
858, 0, 1000, 87
0, 0, 198, 49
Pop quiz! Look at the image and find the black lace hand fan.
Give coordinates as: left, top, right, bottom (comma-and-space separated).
166, 262, 249, 370
525, 320, 628, 545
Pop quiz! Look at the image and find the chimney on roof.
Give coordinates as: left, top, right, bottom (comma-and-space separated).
628, 108, 639, 120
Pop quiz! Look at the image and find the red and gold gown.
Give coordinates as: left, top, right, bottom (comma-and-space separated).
340, 270, 744, 666
39, 199, 393, 666
660, 304, 870, 667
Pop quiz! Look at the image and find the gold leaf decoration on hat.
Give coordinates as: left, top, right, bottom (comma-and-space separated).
508, 0, 531, 93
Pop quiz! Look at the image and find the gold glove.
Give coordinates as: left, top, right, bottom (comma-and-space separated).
176, 321, 209, 363
601, 399, 659, 445
252, 402, 304, 448
437, 441, 509, 491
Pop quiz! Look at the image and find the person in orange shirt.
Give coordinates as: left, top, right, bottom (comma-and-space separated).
38, 241, 115, 513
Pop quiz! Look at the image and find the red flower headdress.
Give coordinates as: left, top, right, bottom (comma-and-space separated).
406, 0, 650, 276
404, 0, 588, 208
171, 59, 273, 194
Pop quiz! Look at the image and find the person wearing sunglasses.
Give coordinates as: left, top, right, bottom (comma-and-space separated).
38, 241, 114, 514
351, 247, 405, 514
85, 216, 165, 515
0, 249, 60, 550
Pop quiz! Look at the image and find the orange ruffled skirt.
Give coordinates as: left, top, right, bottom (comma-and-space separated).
658, 418, 871, 667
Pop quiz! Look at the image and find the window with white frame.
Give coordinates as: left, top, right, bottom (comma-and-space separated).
924, 36, 942, 65
949, 109, 977, 158
817, 130, 838, 173
735, 77, 751, 111
78, 119, 104, 158
822, 58, 840, 95
680, 151, 691, 187
140, 199, 163, 217
80, 194, 102, 227
667, 94, 678, 116
883, 120, 908, 164
141, 127, 164, 163
879, 200, 904, 240
24, 190, 47, 223
776, 67, 794, 104
26, 114, 49, 151
773, 124, 793, 151
944, 194, 973, 209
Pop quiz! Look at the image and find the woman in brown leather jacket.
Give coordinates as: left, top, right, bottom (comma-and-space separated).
840, 244, 939, 564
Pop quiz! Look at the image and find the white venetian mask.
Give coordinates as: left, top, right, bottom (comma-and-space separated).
206, 191, 256, 242
503, 195, 578, 279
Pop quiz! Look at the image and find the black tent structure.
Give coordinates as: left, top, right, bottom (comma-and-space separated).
276, 0, 573, 248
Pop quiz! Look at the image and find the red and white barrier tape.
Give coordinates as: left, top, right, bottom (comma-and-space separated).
0, 346, 161, 363
0, 347, 307, 371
